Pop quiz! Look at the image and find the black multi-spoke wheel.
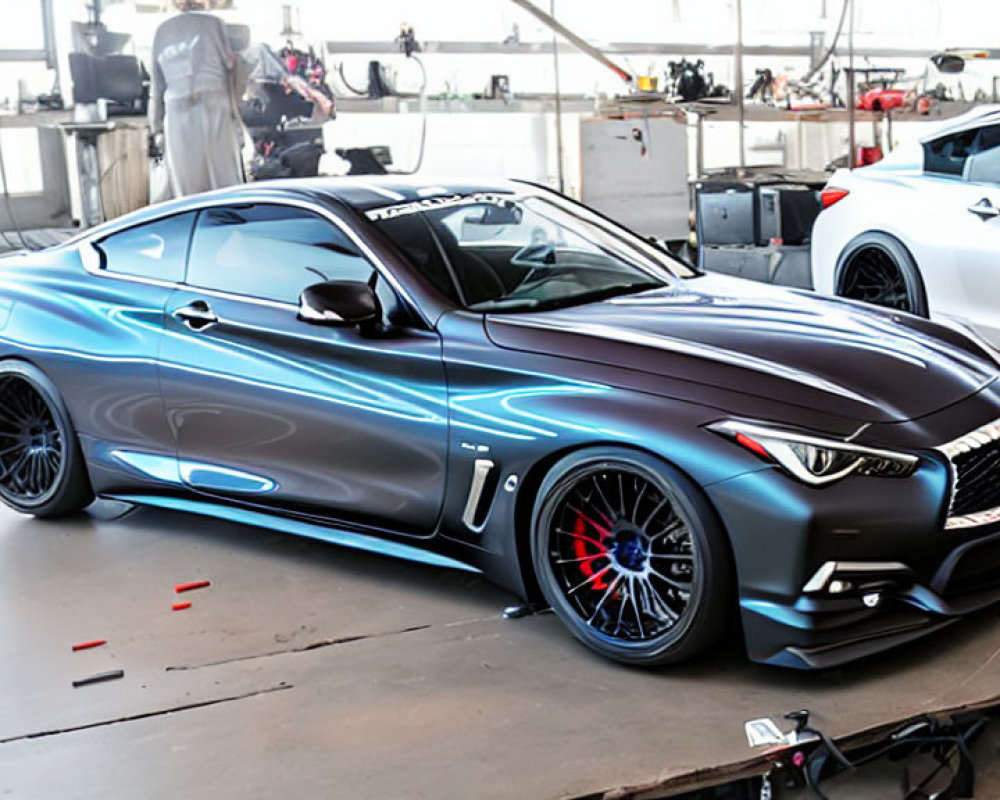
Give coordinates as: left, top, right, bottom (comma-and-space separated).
0, 363, 92, 517
531, 449, 731, 666
548, 468, 695, 641
0, 377, 64, 501
841, 247, 910, 310
837, 233, 928, 317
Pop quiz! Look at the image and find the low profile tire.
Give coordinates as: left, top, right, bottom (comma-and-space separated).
530, 448, 732, 667
0, 362, 93, 517
836, 232, 928, 317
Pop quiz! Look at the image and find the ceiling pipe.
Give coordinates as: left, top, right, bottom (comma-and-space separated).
508, 0, 633, 84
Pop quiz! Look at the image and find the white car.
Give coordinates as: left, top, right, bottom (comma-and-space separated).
812, 105, 1000, 346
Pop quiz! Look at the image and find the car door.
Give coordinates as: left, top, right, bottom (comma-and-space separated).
921, 124, 1000, 343
158, 201, 448, 534
71, 212, 196, 481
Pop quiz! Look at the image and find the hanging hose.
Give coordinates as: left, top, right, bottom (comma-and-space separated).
0, 134, 29, 251
335, 27, 428, 175
336, 61, 369, 97
800, 0, 850, 85
395, 53, 428, 175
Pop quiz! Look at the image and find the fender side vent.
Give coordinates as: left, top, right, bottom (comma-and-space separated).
462, 459, 499, 532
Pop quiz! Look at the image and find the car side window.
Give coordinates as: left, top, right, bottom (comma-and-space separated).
187, 204, 379, 305
962, 124, 1000, 185
975, 124, 1000, 153
94, 212, 196, 282
923, 129, 979, 176
372, 213, 461, 303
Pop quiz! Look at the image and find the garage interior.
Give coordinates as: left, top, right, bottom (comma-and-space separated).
1, 1, 1000, 798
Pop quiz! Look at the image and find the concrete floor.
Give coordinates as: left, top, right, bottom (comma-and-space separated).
0, 501, 998, 799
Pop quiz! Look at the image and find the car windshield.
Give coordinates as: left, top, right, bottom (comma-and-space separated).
367, 192, 694, 312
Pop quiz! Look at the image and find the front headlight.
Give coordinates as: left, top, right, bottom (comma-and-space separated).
707, 420, 919, 486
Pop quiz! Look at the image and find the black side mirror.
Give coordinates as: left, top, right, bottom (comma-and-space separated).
931, 53, 966, 74
298, 280, 380, 326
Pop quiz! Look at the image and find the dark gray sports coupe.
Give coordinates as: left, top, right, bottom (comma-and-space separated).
1, 176, 999, 669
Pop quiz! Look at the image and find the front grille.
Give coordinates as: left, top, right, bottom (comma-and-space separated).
938, 419, 1000, 529
951, 438, 1000, 516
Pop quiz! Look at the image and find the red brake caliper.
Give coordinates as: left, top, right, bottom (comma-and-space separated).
572, 512, 610, 591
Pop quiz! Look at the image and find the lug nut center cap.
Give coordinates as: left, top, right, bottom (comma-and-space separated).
612, 528, 648, 571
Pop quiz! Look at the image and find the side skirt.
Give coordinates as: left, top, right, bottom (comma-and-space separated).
104, 493, 482, 575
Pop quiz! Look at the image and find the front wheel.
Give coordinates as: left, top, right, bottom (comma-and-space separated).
0, 362, 93, 517
530, 449, 732, 667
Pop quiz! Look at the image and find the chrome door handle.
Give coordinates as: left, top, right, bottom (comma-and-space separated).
173, 301, 218, 331
968, 197, 1000, 219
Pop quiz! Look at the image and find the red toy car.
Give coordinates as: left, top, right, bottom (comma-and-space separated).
857, 88, 908, 112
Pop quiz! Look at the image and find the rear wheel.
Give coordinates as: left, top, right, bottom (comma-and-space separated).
530, 448, 731, 667
836, 232, 928, 316
0, 362, 93, 517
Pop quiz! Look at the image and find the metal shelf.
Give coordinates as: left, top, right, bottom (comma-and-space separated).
596, 98, 980, 124
334, 96, 596, 114
325, 40, 957, 60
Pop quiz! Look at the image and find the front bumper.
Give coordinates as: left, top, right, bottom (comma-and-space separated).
705, 461, 1000, 669
742, 531, 1000, 669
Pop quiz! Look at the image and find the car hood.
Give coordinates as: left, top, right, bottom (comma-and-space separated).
485, 274, 998, 424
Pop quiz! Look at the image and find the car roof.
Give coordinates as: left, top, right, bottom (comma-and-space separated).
919, 104, 1000, 143
75, 176, 525, 243
289, 176, 522, 211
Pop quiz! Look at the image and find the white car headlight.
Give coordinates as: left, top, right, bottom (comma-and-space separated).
708, 420, 919, 486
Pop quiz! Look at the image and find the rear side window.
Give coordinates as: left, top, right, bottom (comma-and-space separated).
923, 129, 979, 176
187, 204, 374, 305
95, 212, 195, 282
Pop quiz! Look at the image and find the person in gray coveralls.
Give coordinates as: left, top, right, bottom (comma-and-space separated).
149, 0, 244, 197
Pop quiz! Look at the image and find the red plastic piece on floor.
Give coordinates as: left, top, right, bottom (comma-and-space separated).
174, 580, 211, 594
71, 639, 107, 652
172, 602, 192, 611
